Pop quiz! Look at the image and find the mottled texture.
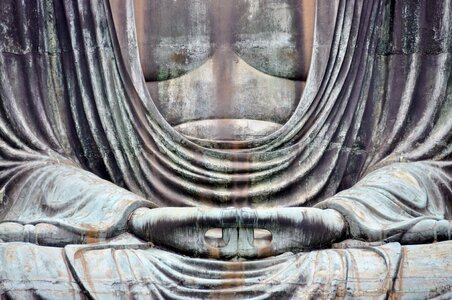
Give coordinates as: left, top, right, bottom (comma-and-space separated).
0, 0, 451, 298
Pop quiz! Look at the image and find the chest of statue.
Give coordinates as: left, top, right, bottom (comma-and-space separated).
134, 0, 315, 140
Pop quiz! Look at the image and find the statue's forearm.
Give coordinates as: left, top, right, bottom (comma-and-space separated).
316, 161, 451, 243
1, 162, 152, 242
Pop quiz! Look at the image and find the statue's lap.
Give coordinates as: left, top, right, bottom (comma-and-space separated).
1, 241, 451, 299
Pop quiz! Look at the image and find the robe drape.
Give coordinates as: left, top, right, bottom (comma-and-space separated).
0, 0, 450, 247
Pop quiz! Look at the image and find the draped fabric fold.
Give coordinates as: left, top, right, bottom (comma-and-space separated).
62, 242, 402, 299
0, 0, 451, 239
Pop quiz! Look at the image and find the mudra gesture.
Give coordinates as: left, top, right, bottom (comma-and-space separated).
0, 0, 451, 298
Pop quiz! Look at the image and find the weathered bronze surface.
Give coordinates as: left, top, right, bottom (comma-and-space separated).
0, 0, 451, 298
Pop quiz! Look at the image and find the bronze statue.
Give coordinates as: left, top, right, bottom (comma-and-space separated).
0, 0, 451, 298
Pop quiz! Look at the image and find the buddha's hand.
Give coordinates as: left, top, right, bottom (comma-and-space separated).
0, 222, 83, 246
128, 207, 241, 258
128, 207, 347, 259
248, 207, 347, 257
398, 218, 452, 244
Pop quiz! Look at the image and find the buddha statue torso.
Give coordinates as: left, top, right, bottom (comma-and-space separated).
0, 0, 451, 298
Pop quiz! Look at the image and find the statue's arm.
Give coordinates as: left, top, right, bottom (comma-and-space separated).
0, 161, 153, 246
316, 161, 452, 244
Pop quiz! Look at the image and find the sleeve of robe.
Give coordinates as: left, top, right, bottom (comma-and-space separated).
316, 162, 451, 242
317, 0, 452, 243
0, 0, 154, 238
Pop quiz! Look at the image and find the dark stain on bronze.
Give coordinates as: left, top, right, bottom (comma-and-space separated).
295, 0, 315, 81
171, 50, 190, 65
